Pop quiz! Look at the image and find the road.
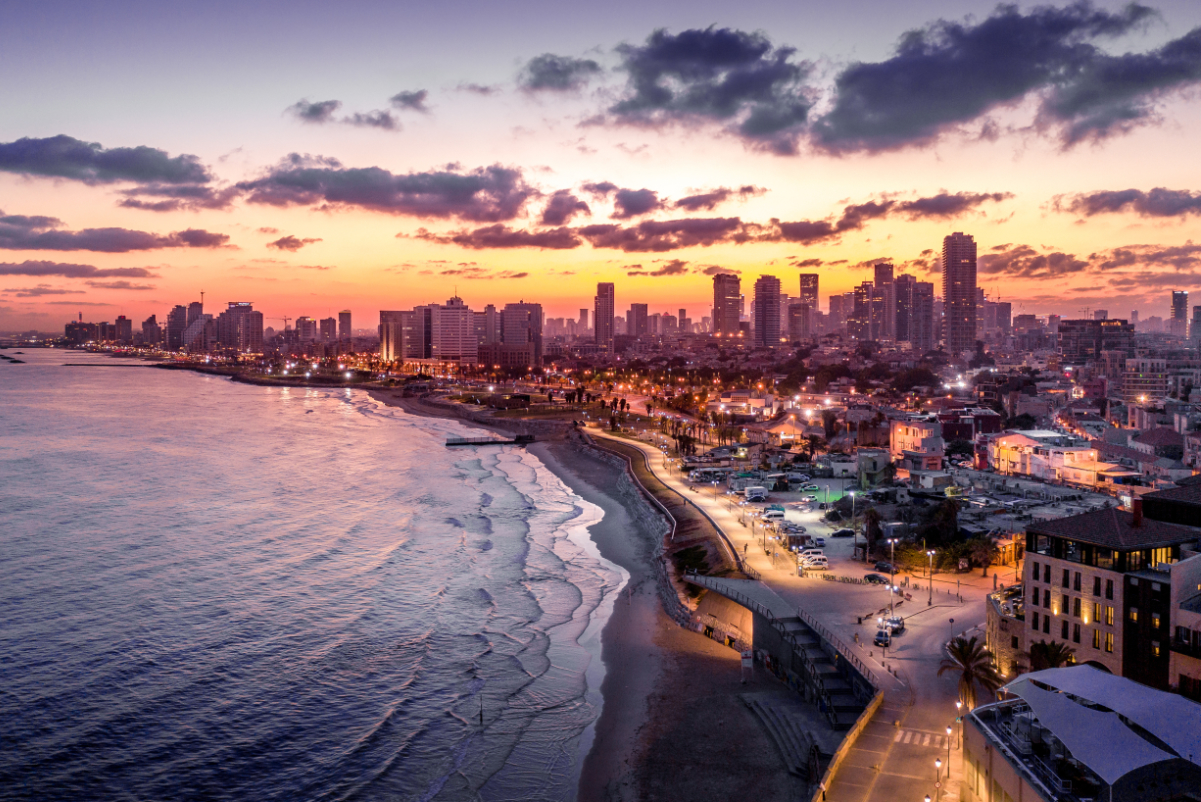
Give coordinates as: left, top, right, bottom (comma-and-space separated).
592, 428, 1003, 802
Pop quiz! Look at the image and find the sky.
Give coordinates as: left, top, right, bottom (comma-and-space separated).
3, 0, 1201, 331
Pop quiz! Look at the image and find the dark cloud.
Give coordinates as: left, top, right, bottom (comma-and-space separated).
812, 2, 1156, 152
238, 156, 536, 222
608, 27, 814, 154
579, 217, 749, 252
0, 261, 158, 278
1092, 242, 1201, 270
267, 235, 323, 251
84, 280, 155, 290
978, 244, 1089, 278
674, 185, 765, 212
896, 191, 1012, 218
627, 258, 689, 276
437, 265, 529, 279
346, 110, 400, 130
793, 258, 823, 267
582, 181, 619, 198
288, 99, 343, 123
2, 284, 84, 297
1060, 187, 1201, 217
390, 89, 430, 112
258, 227, 280, 234
540, 190, 591, 225
0, 134, 212, 185
1040, 27, 1201, 144
519, 54, 603, 91
700, 264, 739, 275
415, 224, 582, 250
0, 212, 229, 252
612, 188, 663, 218
117, 184, 239, 212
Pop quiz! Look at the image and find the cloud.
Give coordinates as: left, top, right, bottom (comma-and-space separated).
674, 185, 764, 211
793, 258, 823, 267
0, 134, 212, 185
607, 26, 814, 154
390, 89, 430, 112
519, 53, 603, 91
84, 280, 155, 290
0, 212, 229, 252
895, 191, 1013, 218
1040, 27, 1201, 145
238, 155, 537, 222
812, 2, 1157, 152
1059, 187, 1201, 218
258, 227, 280, 234
267, 235, 322, 251
2, 284, 84, 297
700, 264, 739, 275
1092, 242, 1201, 270
414, 224, 582, 249
978, 243, 1089, 278
540, 190, 591, 225
0, 260, 158, 278
437, 265, 529, 279
766, 191, 1009, 243
579, 217, 749, 252
346, 110, 400, 130
288, 99, 343, 123
457, 82, 500, 96
612, 188, 663, 218
627, 258, 689, 276
117, 183, 240, 212
44, 300, 113, 306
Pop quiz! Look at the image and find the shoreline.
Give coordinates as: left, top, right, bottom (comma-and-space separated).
370, 390, 802, 800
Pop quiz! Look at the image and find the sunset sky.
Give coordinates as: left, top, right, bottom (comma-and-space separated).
3, 0, 1201, 331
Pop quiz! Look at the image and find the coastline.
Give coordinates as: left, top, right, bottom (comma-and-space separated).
370, 390, 802, 800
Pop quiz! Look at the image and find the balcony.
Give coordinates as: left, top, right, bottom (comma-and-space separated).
1171, 636, 1201, 660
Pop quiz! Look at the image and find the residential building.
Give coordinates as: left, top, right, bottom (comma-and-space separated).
753, 274, 781, 347
338, 310, 352, 342
712, 273, 741, 337
295, 316, 317, 342
889, 417, 945, 475
628, 303, 649, 339
113, 315, 133, 343
594, 283, 615, 349
501, 302, 543, 366
798, 273, 819, 309
166, 305, 188, 350
214, 302, 264, 353
943, 232, 978, 356
319, 317, 337, 343
1023, 501, 1201, 689
787, 303, 811, 341
873, 262, 895, 341
141, 314, 161, 345
1057, 318, 1135, 364
963, 665, 1201, 802
1171, 290, 1189, 338
1124, 358, 1170, 404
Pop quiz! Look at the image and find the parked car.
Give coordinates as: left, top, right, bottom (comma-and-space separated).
831, 528, 854, 538
874, 561, 895, 573
886, 616, 905, 635
817, 502, 828, 510
874, 628, 892, 647
812, 537, 826, 547
762, 509, 785, 521
864, 573, 889, 584
803, 556, 829, 570
801, 484, 820, 491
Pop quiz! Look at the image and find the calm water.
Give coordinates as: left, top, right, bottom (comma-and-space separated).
0, 350, 624, 802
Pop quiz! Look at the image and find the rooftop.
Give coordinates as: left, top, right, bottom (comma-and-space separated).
1027, 507, 1197, 549
1142, 482, 1201, 508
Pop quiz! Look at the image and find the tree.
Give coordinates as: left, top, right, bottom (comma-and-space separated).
938, 636, 1004, 710
919, 499, 960, 547
863, 507, 883, 556
969, 537, 994, 577
946, 439, 974, 459
1009, 413, 1038, 430
1021, 640, 1076, 673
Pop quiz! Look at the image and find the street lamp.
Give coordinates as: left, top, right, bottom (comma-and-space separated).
927, 550, 936, 605
935, 758, 943, 802
955, 700, 963, 748
946, 726, 952, 764
887, 538, 899, 619
712, 480, 719, 500
849, 490, 858, 560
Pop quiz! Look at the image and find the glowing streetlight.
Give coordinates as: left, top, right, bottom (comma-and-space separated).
927, 550, 936, 605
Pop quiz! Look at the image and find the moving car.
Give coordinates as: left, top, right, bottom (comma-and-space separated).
801, 484, 820, 491
744, 486, 769, 502
831, 528, 854, 538
886, 616, 905, 635
864, 573, 889, 584
799, 495, 817, 503
812, 537, 826, 547
874, 561, 895, 573
762, 509, 785, 521
874, 628, 892, 647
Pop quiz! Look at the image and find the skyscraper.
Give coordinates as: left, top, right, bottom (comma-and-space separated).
167, 305, 188, 350
1171, 291, 1189, 337
187, 300, 204, 328
873, 263, 895, 341
578, 308, 589, 333
942, 232, 978, 355
319, 317, 337, 342
753, 275, 781, 347
712, 273, 741, 337
799, 274, 819, 309
338, 310, 352, 341
215, 302, 264, 353
910, 281, 936, 354
501, 302, 543, 366
594, 283, 614, 349
628, 303, 649, 338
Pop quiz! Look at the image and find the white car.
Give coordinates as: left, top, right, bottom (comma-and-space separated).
801, 555, 829, 570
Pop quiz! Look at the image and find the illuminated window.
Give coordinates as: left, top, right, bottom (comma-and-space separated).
1094, 602, 1101, 623
1130, 608, 1139, 623
1106, 632, 1114, 653
1152, 613, 1161, 629
1093, 629, 1101, 649
1153, 642, 1161, 658
1106, 606, 1114, 626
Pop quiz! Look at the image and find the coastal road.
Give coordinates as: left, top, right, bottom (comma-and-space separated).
591, 429, 998, 802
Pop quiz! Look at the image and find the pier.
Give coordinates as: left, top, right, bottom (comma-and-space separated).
445, 434, 535, 447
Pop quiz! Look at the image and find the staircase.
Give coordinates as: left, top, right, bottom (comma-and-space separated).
742, 693, 817, 778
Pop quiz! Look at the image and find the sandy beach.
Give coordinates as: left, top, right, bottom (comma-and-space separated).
367, 390, 803, 801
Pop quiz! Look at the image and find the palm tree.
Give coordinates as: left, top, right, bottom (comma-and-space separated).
1020, 640, 1076, 672
938, 635, 1004, 710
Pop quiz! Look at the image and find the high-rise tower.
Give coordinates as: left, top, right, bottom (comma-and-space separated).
712, 273, 741, 337
594, 283, 614, 349
753, 275, 782, 347
942, 232, 978, 356
799, 274, 819, 309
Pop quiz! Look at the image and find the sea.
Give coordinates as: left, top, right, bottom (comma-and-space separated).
0, 349, 626, 802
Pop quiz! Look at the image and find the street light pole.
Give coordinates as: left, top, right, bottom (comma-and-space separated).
955, 700, 963, 748
935, 758, 943, 802
887, 538, 899, 619
927, 550, 936, 605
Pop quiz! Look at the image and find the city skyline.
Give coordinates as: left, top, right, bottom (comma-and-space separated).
3, 1, 1201, 331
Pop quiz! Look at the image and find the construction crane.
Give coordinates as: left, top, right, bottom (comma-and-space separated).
270, 316, 292, 330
